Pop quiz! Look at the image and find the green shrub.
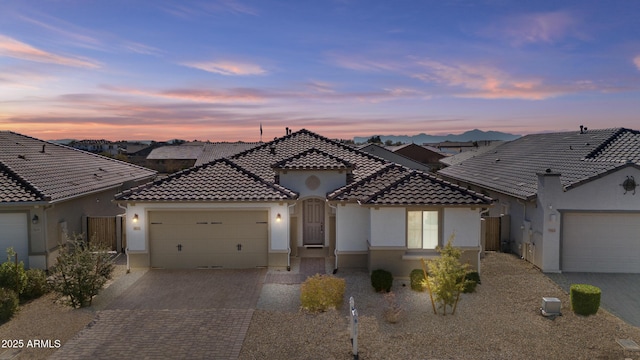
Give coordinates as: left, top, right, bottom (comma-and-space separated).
371, 269, 393, 292
0, 248, 28, 296
300, 274, 346, 312
22, 268, 49, 301
48, 234, 115, 308
570, 284, 601, 316
0, 288, 19, 323
461, 271, 481, 293
410, 269, 426, 292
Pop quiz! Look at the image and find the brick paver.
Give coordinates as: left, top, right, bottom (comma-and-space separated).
49, 309, 254, 360
49, 269, 265, 360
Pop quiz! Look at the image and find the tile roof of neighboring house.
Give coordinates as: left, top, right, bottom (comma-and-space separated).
0, 131, 157, 203
147, 144, 205, 160
271, 148, 353, 170
194, 142, 261, 166
116, 158, 297, 201
438, 128, 640, 200
328, 164, 492, 206
439, 142, 504, 166
231, 129, 388, 181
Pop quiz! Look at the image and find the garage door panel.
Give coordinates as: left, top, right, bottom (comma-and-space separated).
149, 211, 268, 269
562, 213, 640, 273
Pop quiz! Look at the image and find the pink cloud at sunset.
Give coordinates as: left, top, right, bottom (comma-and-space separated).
1, 1, 639, 142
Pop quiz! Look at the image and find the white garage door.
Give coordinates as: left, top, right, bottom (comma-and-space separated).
0, 212, 29, 266
149, 210, 268, 269
562, 212, 640, 273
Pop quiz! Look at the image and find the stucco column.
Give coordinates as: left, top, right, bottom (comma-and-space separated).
537, 170, 562, 272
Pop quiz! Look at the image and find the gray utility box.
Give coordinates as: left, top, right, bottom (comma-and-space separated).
541, 297, 561, 316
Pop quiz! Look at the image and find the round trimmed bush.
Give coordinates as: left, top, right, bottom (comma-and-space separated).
0, 288, 19, 323
570, 284, 601, 316
371, 269, 393, 292
21, 268, 49, 301
410, 269, 426, 292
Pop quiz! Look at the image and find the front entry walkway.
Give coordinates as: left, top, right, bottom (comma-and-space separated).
547, 272, 640, 328
50, 269, 265, 360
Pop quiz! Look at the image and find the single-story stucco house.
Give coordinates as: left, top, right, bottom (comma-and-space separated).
116, 129, 491, 276
0, 131, 157, 269
439, 127, 640, 273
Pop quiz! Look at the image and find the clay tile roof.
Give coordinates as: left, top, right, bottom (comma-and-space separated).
0, 131, 156, 203
438, 128, 639, 200
0, 169, 45, 202
271, 148, 353, 170
116, 158, 298, 202
147, 144, 205, 160
329, 164, 492, 206
231, 129, 388, 181
195, 142, 260, 166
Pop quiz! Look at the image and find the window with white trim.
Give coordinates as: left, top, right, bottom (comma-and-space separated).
407, 210, 439, 249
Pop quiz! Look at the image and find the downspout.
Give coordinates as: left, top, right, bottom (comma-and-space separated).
116, 203, 131, 274
286, 203, 296, 271
326, 200, 338, 274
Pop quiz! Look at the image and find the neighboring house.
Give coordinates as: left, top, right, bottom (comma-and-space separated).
439, 141, 504, 167
439, 127, 640, 273
0, 131, 156, 269
68, 139, 120, 156
146, 143, 205, 172
385, 143, 446, 169
358, 143, 432, 172
116, 129, 491, 276
194, 142, 260, 166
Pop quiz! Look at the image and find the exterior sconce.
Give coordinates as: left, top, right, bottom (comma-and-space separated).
133, 214, 139, 223
31, 214, 39, 224
276, 213, 282, 222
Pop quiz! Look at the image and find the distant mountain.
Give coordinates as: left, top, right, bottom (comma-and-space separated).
354, 129, 520, 144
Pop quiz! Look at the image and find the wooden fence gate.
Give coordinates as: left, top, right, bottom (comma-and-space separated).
87, 216, 126, 252
483, 216, 501, 251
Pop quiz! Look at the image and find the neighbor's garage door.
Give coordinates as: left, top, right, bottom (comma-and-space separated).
562, 212, 640, 273
0, 213, 29, 266
149, 211, 268, 269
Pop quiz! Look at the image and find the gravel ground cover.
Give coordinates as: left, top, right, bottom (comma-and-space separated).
0, 255, 130, 360
3, 252, 640, 360
240, 252, 640, 360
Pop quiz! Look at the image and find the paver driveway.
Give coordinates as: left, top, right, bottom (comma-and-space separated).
50, 269, 266, 360
547, 272, 640, 328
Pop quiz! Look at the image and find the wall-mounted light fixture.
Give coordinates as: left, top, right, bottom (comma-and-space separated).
276, 213, 282, 222
31, 214, 39, 224
133, 214, 139, 223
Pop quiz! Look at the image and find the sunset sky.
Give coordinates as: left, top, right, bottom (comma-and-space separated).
1, 0, 639, 142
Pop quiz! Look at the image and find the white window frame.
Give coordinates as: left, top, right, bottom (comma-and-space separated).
407, 209, 441, 250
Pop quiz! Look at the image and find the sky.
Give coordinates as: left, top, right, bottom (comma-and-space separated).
1, 0, 639, 142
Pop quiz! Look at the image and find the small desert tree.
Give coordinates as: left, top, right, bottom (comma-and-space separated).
0, 248, 28, 296
426, 236, 469, 315
48, 234, 115, 308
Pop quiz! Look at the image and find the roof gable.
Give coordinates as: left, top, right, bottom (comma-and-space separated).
231, 129, 388, 181
116, 158, 297, 202
0, 131, 156, 203
271, 148, 353, 170
438, 128, 637, 199
329, 164, 491, 206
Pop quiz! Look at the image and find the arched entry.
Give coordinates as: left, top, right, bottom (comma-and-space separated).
303, 198, 324, 246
